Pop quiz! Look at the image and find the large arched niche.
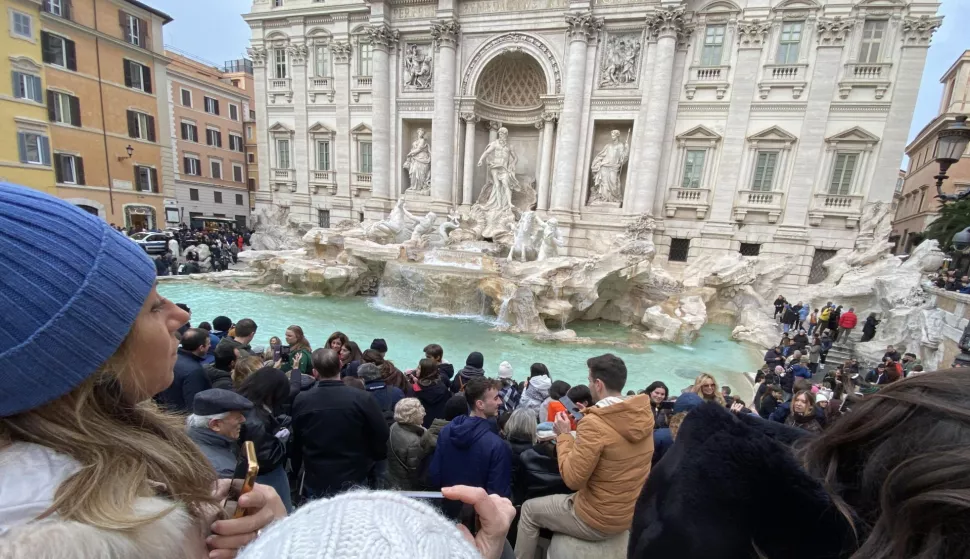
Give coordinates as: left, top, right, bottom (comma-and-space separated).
461, 32, 561, 98
475, 53, 546, 109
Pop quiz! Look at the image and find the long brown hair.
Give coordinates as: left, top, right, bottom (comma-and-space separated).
0, 336, 217, 530
287, 324, 311, 352
799, 370, 970, 558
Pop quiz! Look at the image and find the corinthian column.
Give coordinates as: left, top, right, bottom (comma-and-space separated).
551, 11, 602, 213
364, 24, 398, 213
461, 112, 479, 206
430, 19, 461, 209
331, 42, 353, 214
537, 112, 557, 211
631, 7, 689, 215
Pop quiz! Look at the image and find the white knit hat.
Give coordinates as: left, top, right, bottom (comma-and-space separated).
498, 361, 513, 379
238, 490, 481, 559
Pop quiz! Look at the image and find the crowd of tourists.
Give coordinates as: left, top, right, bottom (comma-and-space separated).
152, 225, 251, 277
2, 182, 970, 559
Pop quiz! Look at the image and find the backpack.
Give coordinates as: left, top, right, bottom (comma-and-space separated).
820, 308, 831, 321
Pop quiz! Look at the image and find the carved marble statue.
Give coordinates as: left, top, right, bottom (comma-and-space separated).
507, 211, 546, 262
365, 198, 420, 244
409, 211, 437, 243
403, 44, 433, 89
403, 128, 431, 193
477, 127, 519, 211
537, 218, 564, 261
589, 130, 630, 204
600, 36, 641, 87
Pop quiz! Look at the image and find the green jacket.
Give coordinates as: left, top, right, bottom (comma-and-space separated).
281, 348, 312, 376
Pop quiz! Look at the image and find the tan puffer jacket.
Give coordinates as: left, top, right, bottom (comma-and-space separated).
556, 394, 654, 534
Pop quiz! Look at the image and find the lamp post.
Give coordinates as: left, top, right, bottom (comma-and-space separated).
933, 115, 970, 203
117, 144, 135, 162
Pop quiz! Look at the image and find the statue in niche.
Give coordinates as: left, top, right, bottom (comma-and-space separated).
589, 129, 630, 205
507, 211, 545, 262
600, 36, 641, 87
403, 128, 431, 193
403, 44, 433, 89
365, 198, 420, 244
537, 218, 564, 261
477, 127, 520, 212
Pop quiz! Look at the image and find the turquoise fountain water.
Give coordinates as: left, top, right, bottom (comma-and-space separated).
158, 283, 760, 396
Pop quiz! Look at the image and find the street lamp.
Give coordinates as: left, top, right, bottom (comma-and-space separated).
117, 144, 135, 162
934, 115, 970, 202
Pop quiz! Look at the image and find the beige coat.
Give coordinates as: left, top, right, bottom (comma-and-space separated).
556, 394, 654, 534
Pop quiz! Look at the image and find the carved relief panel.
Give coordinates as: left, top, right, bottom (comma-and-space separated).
598, 32, 642, 89
402, 43, 434, 91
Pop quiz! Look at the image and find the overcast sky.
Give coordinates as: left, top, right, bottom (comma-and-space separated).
151, 0, 968, 153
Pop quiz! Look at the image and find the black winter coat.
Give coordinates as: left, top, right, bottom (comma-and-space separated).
513, 441, 570, 507
415, 379, 451, 428
204, 364, 233, 391
291, 380, 390, 496
629, 404, 853, 559
241, 406, 287, 472
156, 349, 210, 413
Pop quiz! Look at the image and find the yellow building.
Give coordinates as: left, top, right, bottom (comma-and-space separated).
1, 0, 56, 191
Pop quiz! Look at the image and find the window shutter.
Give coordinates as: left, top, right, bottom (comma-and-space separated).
43, 0, 51, 12
214, 100, 220, 116
53, 154, 64, 182
183, 157, 190, 174
147, 115, 156, 142
134, 165, 141, 191
31, 76, 42, 102
41, 32, 52, 63
123, 60, 132, 87
216, 132, 222, 148
150, 168, 158, 192
40, 136, 51, 165
17, 133, 27, 163
127, 110, 137, 138
119, 10, 129, 42
142, 66, 152, 93
66, 39, 76, 71
138, 18, 147, 48
11, 72, 20, 99
70, 95, 81, 126
76, 157, 85, 185
47, 90, 56, 121
63, 0, 72, 20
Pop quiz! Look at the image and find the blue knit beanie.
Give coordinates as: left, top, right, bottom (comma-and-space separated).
0, 183, 156, 416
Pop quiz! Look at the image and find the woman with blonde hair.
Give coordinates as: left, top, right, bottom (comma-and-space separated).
691, 373, 726, 406
0, 184, 284, 558
280, 325, 312, 377
386, 398, 426, 490
232, 355, 266, 389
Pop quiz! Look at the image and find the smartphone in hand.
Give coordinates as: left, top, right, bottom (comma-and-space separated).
558, 395, 584, 423
399, 491, 478, 535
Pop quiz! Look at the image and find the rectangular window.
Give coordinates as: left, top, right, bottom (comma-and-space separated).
248, 178, 256, 191
274, 49, 287, 79
189, 188, 199, 201
668, 238, 690, 262
126, 110, 155, 141
358, 43, 373, 76
229, 104, 238, 121
214, 191, 223, 204
48, 91, 80, 126
122, 13, 144, 48
229, 134, 243, 152
235, 215, 247, 229
315, 45, 330, 77
123, 59, 152, 93
739, 243, 761, 256
134, 165, 157, 192
359, 141, 373, 172
318, 209, 330, 228
273, 0, 283, 6
180, 121, 198, 142
45, 0, 64, 17
276, 139, 290, 168
180, 88, 191, 107
233, 164, 243, 183
183, 156, 201, 176
210, 159, 222, 179
12, 72, 43, 102
316, 140, 331, 171
776, 21, 803, 64
235, 192, 244, 205
54, 153, 84, 184
750, 151, 779, 191
204, 96, 220, 115
246, 125, 253, 140
700, 25, 725, 67
248, 152, 255, 163
41, 32, 75, 70
681, 149, 706, 189
18, 131, 50, 165
206, 128, 222, 148
859, 20, 887, 64
12, 11, 32, 39
828, 152, 859, 195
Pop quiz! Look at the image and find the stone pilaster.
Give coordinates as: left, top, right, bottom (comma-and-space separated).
331, 41, 353, 219
288, 42, 311, 221
705, 20, 770, 227
550, 11, 601, 213
461, 112, 479, 206
537, 112, 557, 211
364, 24, 398, 216
248, 46, 272, 207
631, 6, 689, 215
430, 19, 461, 209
